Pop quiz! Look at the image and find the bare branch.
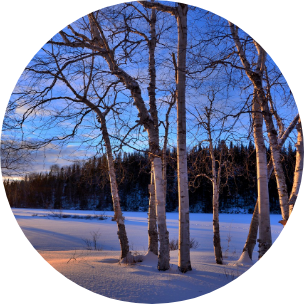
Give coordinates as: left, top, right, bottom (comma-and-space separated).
137, 1, 176, 16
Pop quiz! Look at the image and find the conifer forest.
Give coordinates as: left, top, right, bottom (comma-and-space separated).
4, 143, 297, 214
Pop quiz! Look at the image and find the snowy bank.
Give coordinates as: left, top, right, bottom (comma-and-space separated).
13, 208, 284, 303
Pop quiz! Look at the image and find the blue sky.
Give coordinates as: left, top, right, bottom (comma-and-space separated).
1, 1, 299, 177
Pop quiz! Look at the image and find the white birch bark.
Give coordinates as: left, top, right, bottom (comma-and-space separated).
206, 108, 223, 264
212, 152, 223, 264
289, 119, 303, 216
99, 114, 129, 259
242, 201, 259, 260
252, 97, 272, 258
148, 171, 158, 255
176, 3, 191, 273
242, 114, 299, 258
138, 1, 192, 272
147, 3, 160, 255
153, 157, 170, 270
87, 13, 171, 267
229, 22, 290, 221
257, 91, 289, 221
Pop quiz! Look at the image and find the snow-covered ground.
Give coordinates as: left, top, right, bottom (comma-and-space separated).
11, 208, 284, 303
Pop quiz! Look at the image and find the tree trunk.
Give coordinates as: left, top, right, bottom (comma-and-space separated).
99, 114, 129, 260
135, 0, 192, 272
176, 3, 191, 273
146, 3, 160, 256
212, 181, 223, 264
242, 115, 300, 258
148, 170, 158, 255
209, 129, 223, 264
242, 201, 259, 260
289, 119, 303, 216
153, 157, 170, 270
228, 23, 290, 222
89, 12, 172, 266
252, 97, 272, 258
255, 88, 290, 221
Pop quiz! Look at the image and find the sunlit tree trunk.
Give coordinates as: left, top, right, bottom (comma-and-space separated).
289, 119, 303, 216
88, 12, 171, 268
138, 0, 191, 273
206, 107, 223, 264
99, 114, 129, 259
212, 169, 223, 264
252, 97, 272, 258
153, 157, 170, 270
242, 160, 274, 259
229, 22, 289, 222
148, 170, 158, 255
242, 114, 299, 259
147, 3, 160, 256
256, 90, 289, 221
242, 201, 259, 260
176, 3, 191, 273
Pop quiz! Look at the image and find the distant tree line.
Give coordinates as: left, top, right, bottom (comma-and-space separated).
4, 141, 296, 214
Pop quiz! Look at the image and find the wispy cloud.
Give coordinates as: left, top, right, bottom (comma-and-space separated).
2, 142, 95, 179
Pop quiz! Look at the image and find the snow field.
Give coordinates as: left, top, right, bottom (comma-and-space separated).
12, 208, 284, 302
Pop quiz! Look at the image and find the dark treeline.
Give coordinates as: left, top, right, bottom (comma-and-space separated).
4, 142, 296, 214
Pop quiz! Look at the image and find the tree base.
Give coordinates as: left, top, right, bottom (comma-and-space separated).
178, 265, 192, 273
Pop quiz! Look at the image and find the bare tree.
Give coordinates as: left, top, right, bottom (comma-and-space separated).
10, 43, 131, 259
123, 0, 167, 256
139, 0, 192, 273
241, 113, 299, 260
229, 22, 291, 225
228, 21, 301, 257
288, 119, 303, 216
47, 6, 171, 269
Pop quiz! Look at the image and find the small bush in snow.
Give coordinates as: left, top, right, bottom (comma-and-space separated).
82, 230, 102, 251
82, 238, 93, 250
169, 238, 199, 251
169, 239, 178, 251
190, 238, 199, 249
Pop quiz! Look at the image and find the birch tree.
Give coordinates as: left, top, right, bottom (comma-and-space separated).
228, 22, 301, 256
11, 45, 132, 259
229, 22, 291, 224
228, 21, 272, 259
228, 27, 299, 259
148, 170, 158, 254
189, 90, 226, 264
240, 114, 299, 260
203, 100, 223, 265
250, 97, 272, 257
288, 119, 303, 216
47, 6, 171, 269
122, 1, 170, 256
139, 0, 192, 273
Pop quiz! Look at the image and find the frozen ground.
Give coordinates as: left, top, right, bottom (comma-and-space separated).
12, 208, 284, 303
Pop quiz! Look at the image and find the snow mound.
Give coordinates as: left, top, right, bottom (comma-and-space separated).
120, 252, 145, 264
228, 250, 253, 266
